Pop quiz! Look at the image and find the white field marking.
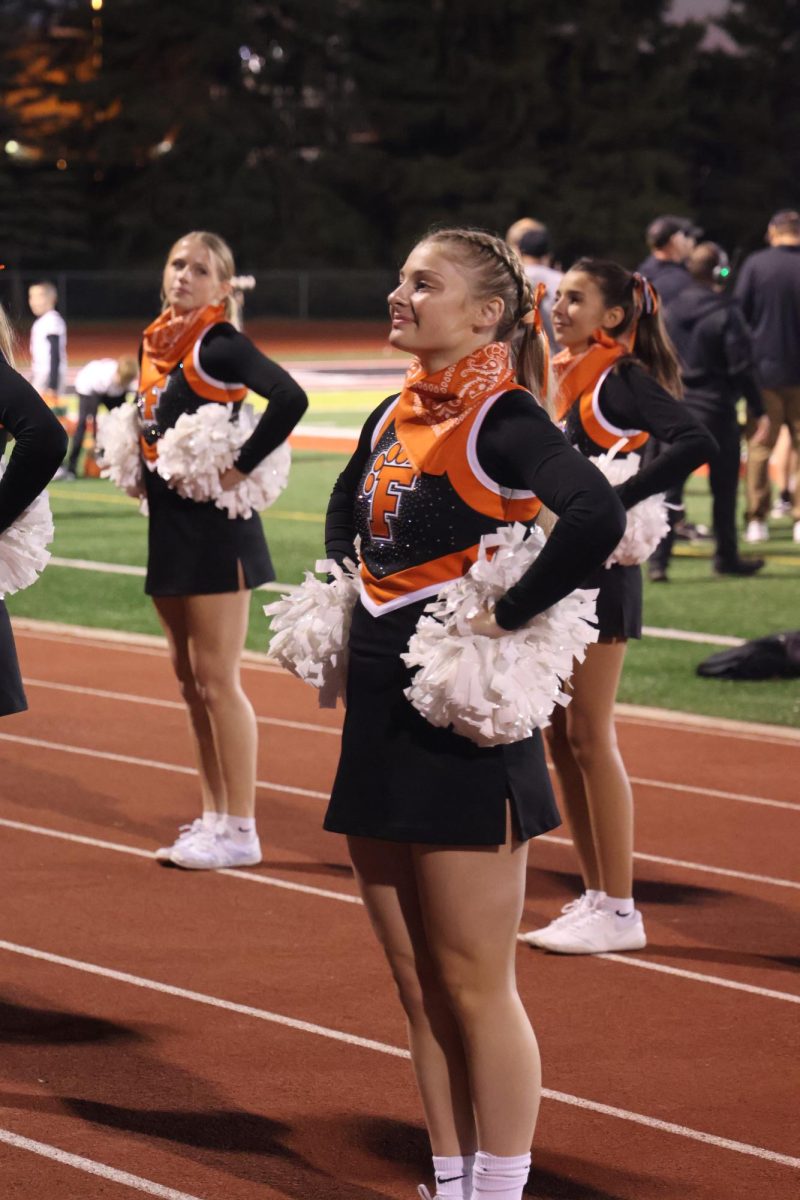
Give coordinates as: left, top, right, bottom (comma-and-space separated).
19, 678, 796, 810
615, 704, 800, 746
627, 775, 799, 813
0, 817, 361, 905
0, 732, 329, 800
1, 940, 798, 1171
594, 952, 800, 1004
2, 731, 798, 890
22, 678, 341, 737
13, 618, 800, 739
539, 833, 800, 891
641, 625, 744, 647
2, 815, 798, 1005
0, 1128, 207, 1200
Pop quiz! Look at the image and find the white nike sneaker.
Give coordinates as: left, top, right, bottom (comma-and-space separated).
155, 818, 206, 863
520, 892, 602, 947
536, 907, 646, 954
744, 519, 768, 543
793, 520, 800, 544
170, 827, 262, 870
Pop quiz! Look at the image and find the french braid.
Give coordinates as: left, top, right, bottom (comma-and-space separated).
424, 227, 548, 405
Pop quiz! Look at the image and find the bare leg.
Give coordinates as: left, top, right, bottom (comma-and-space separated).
545, 702, 599, 892
180, 588, 258, 819
153, 595, 225, 815
562, 639, 632, 897
416, 828, 540, 1155
348, 836, 476, 1156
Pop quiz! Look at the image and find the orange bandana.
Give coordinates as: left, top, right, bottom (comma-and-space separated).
140, 303, 226, 394
395, 342, 516, 473
552, 328, 632, 422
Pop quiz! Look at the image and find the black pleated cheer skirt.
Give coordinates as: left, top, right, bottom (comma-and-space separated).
0, 600, 27, 717
324, 599, 562, 846
144, 469, 274, 597
582, 561, 642, 640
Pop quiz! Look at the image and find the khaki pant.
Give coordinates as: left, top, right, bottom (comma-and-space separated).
745, 385, 800, 520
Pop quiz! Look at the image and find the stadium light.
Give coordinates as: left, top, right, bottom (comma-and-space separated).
5, 140, 20, 155
91, 0, 103, 11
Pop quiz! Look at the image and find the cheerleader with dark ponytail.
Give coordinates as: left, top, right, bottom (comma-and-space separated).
521, 258, 715, 956
323, 228, 626, 1200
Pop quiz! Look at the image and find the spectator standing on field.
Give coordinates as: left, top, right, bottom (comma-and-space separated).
735, 209, 800, 545
664, 242, 770, 576
637, 215, 699, 306
57, 355, 139, 480
28, 281, 67, 404
638, 215, 706, 580
516, 227, 562, 349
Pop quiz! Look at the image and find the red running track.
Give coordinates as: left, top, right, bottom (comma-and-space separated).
0, 624, 798, 1200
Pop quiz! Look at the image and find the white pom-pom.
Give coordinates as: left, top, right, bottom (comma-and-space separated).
401, 523, 599, 747
590, 447, 669, 567
263, 557, 360, 707
0, 469, 55, 597
155, 404, 290, 519
96, 403, 143, 495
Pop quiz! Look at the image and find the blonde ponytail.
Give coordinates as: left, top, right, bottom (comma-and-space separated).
0, 304, 17, 368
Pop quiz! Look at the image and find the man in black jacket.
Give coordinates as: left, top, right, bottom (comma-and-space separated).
735, 210, 800, 545
638, 215, 700, 306
663, 243, 770, 575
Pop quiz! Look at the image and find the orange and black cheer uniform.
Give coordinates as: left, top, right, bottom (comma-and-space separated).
556, 348, 714, 638
323, 343, 625, 847
137, 305, 307, 596
0, 350, 67, 715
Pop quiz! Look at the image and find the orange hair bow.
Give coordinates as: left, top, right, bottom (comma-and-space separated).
520, 281, 547, 332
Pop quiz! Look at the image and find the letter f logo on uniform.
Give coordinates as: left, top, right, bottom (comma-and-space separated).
362, 442, 418, 540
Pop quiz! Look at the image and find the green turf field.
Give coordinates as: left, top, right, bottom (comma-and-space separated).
6, 451, 799, 728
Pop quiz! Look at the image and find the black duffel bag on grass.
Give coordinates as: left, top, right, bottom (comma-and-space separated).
696, 631, 800, 681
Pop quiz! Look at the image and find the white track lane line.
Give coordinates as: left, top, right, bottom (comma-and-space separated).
20, 679, 797, 810
2, 731, 798, 891
1, 816, 797, 1005
1, 939, 798, 1172
0, 1128, 207, 1200
23, 678, 341, 737
14, 620, 800, 743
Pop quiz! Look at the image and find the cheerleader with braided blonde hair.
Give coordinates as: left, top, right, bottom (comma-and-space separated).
323, 228, 626, 1200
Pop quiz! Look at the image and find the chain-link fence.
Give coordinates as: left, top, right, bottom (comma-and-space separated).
0, 268, 396, 322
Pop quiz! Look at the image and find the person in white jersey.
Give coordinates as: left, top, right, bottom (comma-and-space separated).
57, 355, 138, 480
28, 282, 67, 401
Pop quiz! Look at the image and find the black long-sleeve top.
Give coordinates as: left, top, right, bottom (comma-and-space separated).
581, 363, 717, 510
145, 323, 308, 471
0, 351, 68, 535
664, 283, 765, 418
326, 389, 627, 632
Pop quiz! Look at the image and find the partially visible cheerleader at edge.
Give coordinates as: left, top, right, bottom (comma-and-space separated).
324, 228, 626, 1200
139, 231, 308, 870
0, 302, 68, 716
521, 259, 715, 956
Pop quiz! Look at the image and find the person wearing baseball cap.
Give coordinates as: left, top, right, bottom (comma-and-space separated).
637, 215, 701, 307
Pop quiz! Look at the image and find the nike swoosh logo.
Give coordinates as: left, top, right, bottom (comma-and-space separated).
436, 1175, 465, 1184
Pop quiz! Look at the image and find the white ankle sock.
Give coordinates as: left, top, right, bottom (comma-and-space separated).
432, 1153, 474, 1199
585, 888, 605, 905
602, 894, 634, 917
201, 811, 220, 831
471, 1150, 531, 1199
225, 815, 257, 845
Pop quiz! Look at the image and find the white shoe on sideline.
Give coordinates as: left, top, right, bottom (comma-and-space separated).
744, 519, 769, 543
520, 892, 602, 947
170, 828, 262, 870
155, 818, 206, 863
535, 907, 647, 954
793, 520, 800, 544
